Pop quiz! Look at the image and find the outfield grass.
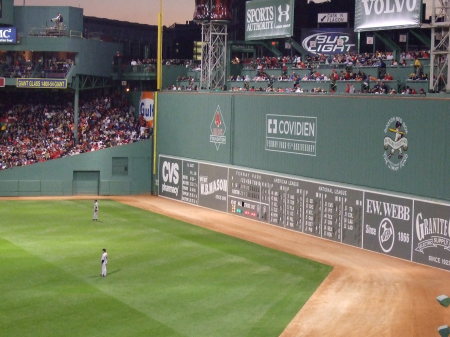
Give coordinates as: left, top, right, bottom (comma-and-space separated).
0, 200, 331, 337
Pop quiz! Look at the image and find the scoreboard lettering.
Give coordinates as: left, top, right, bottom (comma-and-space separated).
158, 155, 450, 272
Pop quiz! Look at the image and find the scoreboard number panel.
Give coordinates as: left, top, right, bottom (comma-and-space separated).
158, 155, 450, 271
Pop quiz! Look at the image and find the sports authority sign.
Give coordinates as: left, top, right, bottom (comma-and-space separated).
245, 0, 295, 41
355, 0, 421, 32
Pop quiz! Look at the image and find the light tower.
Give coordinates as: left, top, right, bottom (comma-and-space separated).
194, 0, 232, 90
429, 0, 450, 93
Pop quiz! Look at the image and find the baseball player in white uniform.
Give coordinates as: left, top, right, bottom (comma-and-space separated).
101, 248, 108, 277
93, 200, 99, 221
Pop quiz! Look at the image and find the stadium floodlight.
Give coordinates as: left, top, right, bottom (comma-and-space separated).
437, 295, 450, 307
438, 325, 449, 337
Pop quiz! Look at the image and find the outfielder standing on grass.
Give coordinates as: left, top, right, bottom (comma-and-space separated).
101, 248, 108, 277
93, 200, 99, 221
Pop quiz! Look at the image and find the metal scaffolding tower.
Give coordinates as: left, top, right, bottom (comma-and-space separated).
200, 22, 228, 90
429, 0, 450, 92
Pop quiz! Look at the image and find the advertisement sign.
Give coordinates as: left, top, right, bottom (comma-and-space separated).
159, 157, 183, 200
245, 0, 295, 41
159, 154, 450, 271
265, 114, 317, 156
139, 91, 154, 128
363, 193, 413, 260
301, 28, 356, 55
199, 163, 228, 211
0, 26, 16, 43
413, 202, 450, 271
355, 0, 421, 32
0, 77, 5, 87
318, 13, 348, 23
16, 78, 67, 89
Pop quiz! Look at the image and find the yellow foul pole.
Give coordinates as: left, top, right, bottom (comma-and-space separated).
157, 0, 163, 90
153, 0, 163, 174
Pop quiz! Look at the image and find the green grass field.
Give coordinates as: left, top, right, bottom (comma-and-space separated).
0, 200, 331, 337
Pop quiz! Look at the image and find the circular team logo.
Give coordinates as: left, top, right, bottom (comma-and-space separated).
383, 117, 408, 171
378, 218, 395, 253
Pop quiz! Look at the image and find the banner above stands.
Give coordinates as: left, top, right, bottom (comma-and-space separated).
245, 0, 295, 41
354, 0, 422, 32
301, 28, 357, 55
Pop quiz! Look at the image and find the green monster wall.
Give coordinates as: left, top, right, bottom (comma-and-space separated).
0, 140, 152, 196
157, 92, 449, 202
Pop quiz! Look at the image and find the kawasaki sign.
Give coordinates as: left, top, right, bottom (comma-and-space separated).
245, 0, 295, 41
301, 29, 356, 55
355, 0, 421, 32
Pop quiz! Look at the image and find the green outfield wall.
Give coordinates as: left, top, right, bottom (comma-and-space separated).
0, 140, 152, 196
157, 92, 449, 202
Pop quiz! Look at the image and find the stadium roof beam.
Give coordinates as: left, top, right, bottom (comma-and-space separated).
429, 0, 450, 92
374, 32, 401, 59
409, 30, 431, 48
70, 75, 113, 91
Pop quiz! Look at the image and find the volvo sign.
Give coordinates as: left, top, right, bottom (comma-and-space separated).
355, 0, 421, 32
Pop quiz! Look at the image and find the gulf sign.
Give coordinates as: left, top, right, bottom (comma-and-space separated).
301, 28, 356, 55
0, 27, 16, 43
139, 91, 154, 128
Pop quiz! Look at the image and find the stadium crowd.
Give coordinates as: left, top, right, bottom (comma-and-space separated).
241, 50, 429, 70
175, 50, 430, 95
0, 94, 151, 170
0, 54, 73, 78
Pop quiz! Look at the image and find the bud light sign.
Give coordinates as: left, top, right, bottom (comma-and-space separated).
139, 91, 154, 128
301, 28, 356, 55
0, 27, 16, 44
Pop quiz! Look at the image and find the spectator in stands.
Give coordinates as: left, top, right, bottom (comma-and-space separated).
414, 57, 423, 77
377, 58, 387, 79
